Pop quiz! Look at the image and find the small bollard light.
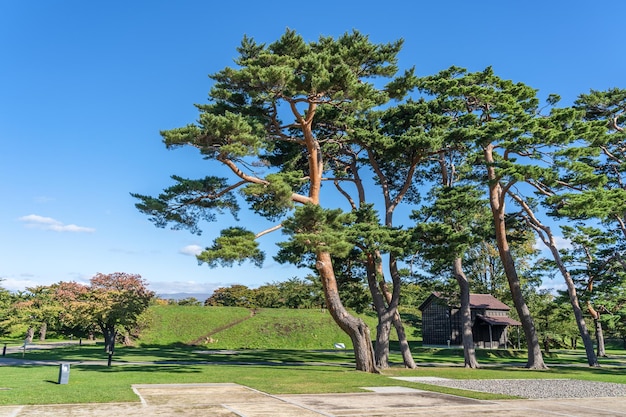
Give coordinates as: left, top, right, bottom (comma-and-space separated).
2, 343, 6, 356
58, 363, 70, 384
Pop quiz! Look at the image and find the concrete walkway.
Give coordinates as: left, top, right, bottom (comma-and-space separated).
1, 382, 626, 417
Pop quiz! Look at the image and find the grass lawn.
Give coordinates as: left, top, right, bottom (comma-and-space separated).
1, 307, 623, 406
1, 343, 625, 406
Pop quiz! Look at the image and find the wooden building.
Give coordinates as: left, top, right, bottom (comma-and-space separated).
418, 292, 521, 349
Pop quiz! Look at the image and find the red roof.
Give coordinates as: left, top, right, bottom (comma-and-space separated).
469, 294, 512, 311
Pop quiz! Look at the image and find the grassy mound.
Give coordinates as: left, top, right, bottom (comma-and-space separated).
136, 305, 418, 350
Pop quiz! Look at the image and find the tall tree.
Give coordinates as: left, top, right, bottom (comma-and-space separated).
539, 89, 625, 357
559, 224, 626, 357
413, 183, 486, 368
510, 195, 599, 366
133, 30, 412, 372
418, 67, 551, 368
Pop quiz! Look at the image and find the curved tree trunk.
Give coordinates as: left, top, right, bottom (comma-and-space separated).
565, 282, 599, 365
453, 257, 479, 368
392, 311, 417, 368
386, 255, 417, 369
365, 257, 392, 369
380, 279, 416, 369
366, 256, 393, 370
302, 102, 377, 373
367, 252, 417, 369
509, 192, 599, 367
317, 251, 378, 373
484, 145, 547, 369
552, 257, 598, 365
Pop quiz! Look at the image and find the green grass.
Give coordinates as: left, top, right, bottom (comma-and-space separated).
137, 305, 254, 345
0, 362, 520, 405
137, 306, 397, 350
0, 306, 624, 406
193, 308, 361, 349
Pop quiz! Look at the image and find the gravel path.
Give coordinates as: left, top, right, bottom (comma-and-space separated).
393, 377, 626, 399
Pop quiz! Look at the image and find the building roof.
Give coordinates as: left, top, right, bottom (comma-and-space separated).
418, 292, 513, 311
476, 314, 521, 326
469, 294, 511, 311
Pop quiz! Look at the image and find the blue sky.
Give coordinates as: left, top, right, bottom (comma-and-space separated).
1, 1, 624, 296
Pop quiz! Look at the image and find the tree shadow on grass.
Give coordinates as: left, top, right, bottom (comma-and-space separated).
80, 364, 206, 374
4, 343, 360, 369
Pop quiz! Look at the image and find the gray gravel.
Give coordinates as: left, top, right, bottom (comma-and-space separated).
392, 377, 626, 399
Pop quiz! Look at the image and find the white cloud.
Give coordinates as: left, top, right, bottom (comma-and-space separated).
534, 234, 573, 252
552, 235, 573, 251
1, 275, 52, 291
149, 280, 220, 295
179, 244, 204, 256
19, 214, 95, 233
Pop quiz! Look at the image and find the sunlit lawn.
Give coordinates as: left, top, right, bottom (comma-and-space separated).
1, 342, 624, 405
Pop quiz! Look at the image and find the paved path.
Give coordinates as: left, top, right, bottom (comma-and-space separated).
1, 382, 626, 416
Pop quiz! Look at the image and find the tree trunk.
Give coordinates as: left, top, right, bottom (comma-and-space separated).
385, 255, 417, 369
392, 311, 417, 369
374, 315, 393, 370
543, 336, 551, 354
550, 256, 598, 366
365, 253, 393, 369
562, 281, 598, 365
317, 251, 378, 373
509, 192, 599, 367
492, 214, 546, 369
366, 251, 416, 369
484, 145, 547, 369
25, 327, 34, 344
595, 319, 606, 357
39, 322, 47, 341
101, 325, 116, 354
454, 257, 479, 368
589, 305, 607, 357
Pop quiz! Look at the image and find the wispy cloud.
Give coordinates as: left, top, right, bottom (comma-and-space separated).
19, 214, 95, 233
179, 244, 204, 256
150, 280, 220, 295
34, 196, 55, 204
534, 234, 573, 251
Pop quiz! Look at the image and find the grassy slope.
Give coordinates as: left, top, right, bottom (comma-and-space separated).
137, 305, 254, 345
136, 305, 412, 349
